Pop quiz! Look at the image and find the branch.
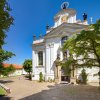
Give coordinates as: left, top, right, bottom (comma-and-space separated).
75, 63, 99, 68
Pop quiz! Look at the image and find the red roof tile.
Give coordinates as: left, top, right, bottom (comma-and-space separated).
3, 63, 23, 69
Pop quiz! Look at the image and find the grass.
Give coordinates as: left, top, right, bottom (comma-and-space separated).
0, 87, 6, 96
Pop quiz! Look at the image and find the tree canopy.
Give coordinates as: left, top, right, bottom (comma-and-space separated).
63, 19, 100, 67
0, 49, 15, 63
0, 0, 15, 63
63, 19, 100, 86
23, 59, 32, 75
0, 0, 13, 47
0, 0, 15, 75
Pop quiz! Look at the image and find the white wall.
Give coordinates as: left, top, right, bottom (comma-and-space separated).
45, 37, 61, 80
32, 45, 45, 80
76, 67, 99, 83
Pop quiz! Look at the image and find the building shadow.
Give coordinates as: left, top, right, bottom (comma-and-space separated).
19, 83, 100, 100
1, 83, 100, 100
20, 84, 62, 100
0, 96, 11, 100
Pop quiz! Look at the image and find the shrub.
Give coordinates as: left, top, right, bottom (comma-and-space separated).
81, 69, 88, 84
39, 72, 43, 82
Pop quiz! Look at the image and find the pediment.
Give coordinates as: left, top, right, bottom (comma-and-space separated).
44, 23, 88, 39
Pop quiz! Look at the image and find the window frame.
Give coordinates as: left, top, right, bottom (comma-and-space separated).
38, 51, 43, 66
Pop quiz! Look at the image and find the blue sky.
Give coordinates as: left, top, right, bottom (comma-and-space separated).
3, 0, 100, 65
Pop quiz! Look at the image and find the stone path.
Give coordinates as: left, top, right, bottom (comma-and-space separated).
0, 76, 100, 100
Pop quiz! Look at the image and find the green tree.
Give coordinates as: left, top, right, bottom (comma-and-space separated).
23, 59, 32, 79
61, 62, 71, 76
0, 0, 15, 75
63, 19, 100, 87
0, 0, 13, 48
0, 49, 14, 63
0, 0, 15, 63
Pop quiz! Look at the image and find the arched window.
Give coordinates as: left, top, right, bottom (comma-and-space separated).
61, 36, 68, 45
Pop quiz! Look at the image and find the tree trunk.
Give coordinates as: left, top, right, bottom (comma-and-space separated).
29, 72, 31, 80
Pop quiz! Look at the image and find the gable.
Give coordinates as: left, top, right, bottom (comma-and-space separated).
44, 22, 88, 39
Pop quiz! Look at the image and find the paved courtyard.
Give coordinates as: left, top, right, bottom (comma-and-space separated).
0, 76, 100, 100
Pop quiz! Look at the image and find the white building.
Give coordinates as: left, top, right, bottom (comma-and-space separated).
32, 3, 99, 84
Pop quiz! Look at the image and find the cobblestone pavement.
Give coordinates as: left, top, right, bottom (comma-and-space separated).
0, 76, 100, 100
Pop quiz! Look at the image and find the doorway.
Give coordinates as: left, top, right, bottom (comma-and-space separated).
61, 68, 70, 82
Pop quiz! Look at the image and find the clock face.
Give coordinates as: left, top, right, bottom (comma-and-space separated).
61, 15, 68, 23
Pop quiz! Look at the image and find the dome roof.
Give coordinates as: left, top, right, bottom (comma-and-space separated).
54, 8, 76, 20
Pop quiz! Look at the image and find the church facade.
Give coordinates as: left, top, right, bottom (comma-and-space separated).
32, 3, 99, 84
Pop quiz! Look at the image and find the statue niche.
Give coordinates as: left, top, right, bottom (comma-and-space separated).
54, 54, 61, 83
61, 15, 68, 23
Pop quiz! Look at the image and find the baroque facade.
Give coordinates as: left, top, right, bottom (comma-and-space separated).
32, 3, 99, 84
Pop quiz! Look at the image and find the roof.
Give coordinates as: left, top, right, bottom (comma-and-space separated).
3, 63, 23, 69
44, 22, 88, 39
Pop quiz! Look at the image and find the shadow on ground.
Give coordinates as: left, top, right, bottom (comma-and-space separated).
0, 80, 14, 84
0, 95, 11, 100
20, 84, 100, 100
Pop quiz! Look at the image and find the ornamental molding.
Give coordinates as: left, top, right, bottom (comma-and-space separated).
46, 43, 54, 48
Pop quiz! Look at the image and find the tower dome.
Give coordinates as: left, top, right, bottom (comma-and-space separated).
54, 2, 77, 27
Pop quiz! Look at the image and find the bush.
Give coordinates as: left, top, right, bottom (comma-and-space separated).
39, 72, 43, 82
81, 69, 88, 84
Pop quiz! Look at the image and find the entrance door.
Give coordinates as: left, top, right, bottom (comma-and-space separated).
61, 68, 70, 82
61, 76, 70, 82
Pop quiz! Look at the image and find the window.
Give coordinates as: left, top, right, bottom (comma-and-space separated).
38, 51, 43, 66
61, 36, 68, 45
61, 36, 68, 60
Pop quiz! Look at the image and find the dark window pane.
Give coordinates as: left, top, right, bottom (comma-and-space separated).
38, 51, 43, 65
